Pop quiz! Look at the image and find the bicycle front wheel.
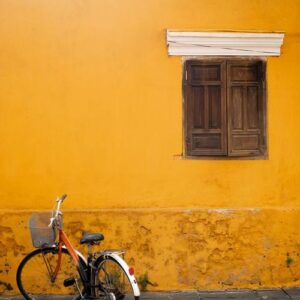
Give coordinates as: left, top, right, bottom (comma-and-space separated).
16, 247, 85, 300
94, 256, 139, 300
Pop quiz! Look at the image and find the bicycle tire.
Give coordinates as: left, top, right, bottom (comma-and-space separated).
16, 247, 86, 300
93, 255, 140, 300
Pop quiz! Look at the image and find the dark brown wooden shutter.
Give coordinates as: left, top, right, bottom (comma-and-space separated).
185, 61, 227, 156
227, 60, 266, 156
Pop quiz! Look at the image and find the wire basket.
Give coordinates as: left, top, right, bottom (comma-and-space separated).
29, 213, 57, 248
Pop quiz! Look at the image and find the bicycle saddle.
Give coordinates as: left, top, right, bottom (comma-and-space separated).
80, 233, 104, 244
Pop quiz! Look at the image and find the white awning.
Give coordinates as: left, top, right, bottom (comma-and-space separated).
167, 31, 285, 56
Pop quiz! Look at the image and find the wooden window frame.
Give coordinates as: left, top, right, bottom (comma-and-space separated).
183, 57, 268, 160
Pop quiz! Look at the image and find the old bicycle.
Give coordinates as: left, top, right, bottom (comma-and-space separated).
16, 194, 140, 300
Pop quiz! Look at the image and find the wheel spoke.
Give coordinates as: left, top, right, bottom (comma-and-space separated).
42, 252, 55, 281
17, 248, 85, 300
96, 258, 136, 300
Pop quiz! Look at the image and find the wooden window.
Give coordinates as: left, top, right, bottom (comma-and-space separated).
184, 59, 267, 158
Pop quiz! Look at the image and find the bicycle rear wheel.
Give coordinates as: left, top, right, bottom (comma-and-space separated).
94, 256, 139, 300
16, 247, 85, 300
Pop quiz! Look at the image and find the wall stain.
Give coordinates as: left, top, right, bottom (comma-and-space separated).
0, 280, 13, 294
1, 210, 300, 295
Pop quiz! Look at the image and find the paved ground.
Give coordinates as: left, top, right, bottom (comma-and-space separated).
2, 289, 300, 299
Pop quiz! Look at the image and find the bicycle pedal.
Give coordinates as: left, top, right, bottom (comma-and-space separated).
64, 277, 76, 287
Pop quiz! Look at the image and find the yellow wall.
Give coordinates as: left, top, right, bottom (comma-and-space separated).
0, 0, 300, 295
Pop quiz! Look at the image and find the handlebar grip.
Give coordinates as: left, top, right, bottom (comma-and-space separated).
60, 194, 67, 202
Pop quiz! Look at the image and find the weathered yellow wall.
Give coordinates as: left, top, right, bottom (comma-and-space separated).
3, 209, 300, 294
0, 0, 300, 295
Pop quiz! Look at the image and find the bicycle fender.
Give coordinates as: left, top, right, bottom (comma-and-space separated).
104, 253, 141, 297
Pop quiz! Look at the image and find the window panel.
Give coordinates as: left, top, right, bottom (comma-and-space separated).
193, 86, 205, 128
247, 86, 259, 129
231, 86, 244, 130
208, 86, 221, 129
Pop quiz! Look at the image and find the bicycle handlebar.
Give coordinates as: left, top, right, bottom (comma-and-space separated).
59, 194, 67, 202
49, 194, 67, 227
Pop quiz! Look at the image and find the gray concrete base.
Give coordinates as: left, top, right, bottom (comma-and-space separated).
1, 289, 300, 300
139, 289, 300, 299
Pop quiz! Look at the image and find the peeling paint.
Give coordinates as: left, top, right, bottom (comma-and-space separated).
1, 209, 300, 295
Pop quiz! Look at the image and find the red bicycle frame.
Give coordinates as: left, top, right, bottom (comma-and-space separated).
53, 229, 80, 280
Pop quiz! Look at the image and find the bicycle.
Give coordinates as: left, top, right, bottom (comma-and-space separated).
16, 194, 140, 300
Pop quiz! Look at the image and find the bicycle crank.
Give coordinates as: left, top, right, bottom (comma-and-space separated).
64, 277, 84, 299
